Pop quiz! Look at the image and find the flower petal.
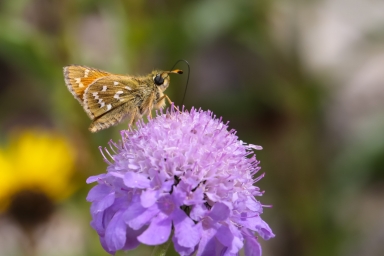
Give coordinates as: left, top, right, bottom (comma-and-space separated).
126, 204, 160, 230
255, 218, 275, 240
99, 236, 116, 255
244, 231, 262, 256
122, 226, 146, 251
124, 172, 150, 189
172, 235, 196, 256
105, 210, 127, 252
137, 212, 172, 245
86, 174, 106, 184
208, 202, 230, 222
190, 204, 208, 221
86, 184, 112, 202
196, 227, 218, 256
216, 224, 243, 254
245, 197, 262, 212
90, 192, 115, 212
90, 211, 105, 235
140, 189, 160, 208
173, 208, 202, 248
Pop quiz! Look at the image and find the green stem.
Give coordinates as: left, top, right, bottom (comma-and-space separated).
151, 239, 172, 256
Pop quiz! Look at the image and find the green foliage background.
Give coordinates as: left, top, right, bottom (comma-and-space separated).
1, 0, 384, 255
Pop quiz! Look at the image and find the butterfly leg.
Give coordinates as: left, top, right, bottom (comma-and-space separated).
127, 108, 138, 127
157, 94, 181, 113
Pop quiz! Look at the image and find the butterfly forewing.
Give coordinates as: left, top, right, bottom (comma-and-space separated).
63, 66, 112, 104
83, 75, 140, 119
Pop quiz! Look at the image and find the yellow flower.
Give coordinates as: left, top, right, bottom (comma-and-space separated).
0, 130, 76, 211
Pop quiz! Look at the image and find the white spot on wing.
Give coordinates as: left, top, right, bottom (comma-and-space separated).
114, 81, 119, 86
98, 99, 103, 104
100, 102, 105, 108
114, 91, 124, 99
125, 86, 132, 90
107, 104, 112, 111
102, 86, 107, 91
75, 78, 84, 88
84, 69, 90, 78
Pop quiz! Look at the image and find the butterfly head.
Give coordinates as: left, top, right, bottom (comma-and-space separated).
152, 69, 183, 92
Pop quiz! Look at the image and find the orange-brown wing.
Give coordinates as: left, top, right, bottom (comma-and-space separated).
83, 75, 141, 119
63, 65, 112, 105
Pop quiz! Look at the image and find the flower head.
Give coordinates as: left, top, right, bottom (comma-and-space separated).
87, 108, 274, 255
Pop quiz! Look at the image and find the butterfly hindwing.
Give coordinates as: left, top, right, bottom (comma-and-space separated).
83, 75, 141, 119
63, 65, 112, 105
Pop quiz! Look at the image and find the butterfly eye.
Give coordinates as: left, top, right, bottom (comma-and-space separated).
154, 74, 164, 86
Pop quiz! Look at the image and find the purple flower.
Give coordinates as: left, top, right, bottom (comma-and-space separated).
87, 107, 274, 255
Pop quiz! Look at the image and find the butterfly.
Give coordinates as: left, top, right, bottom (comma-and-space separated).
63, 65, 183, 132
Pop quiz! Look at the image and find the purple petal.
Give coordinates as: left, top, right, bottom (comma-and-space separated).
216, 225, 243, 254
184, 187, 205, 206
244, 231, 262, 256
234, 215, 274, 240
172, 235, 196, 256
124, 196, 146, 222
91, 192, 115, 213
172, 183, 188, 206
173, 208, 202, 248
196, 228, 217, 256
99, 236, 116, 255
208, 203, 230, 222
255, 218, 275, 240
190, 204, 208, 221
86, 184, 112, 202
124, 172, 150, 189
245, 198, 262, 212
140, 189, 160, 208
137, 212, 172, 245
109, 171, 124, 179
215, 225, 232, 247
86, 174, 106, 184
128, 163, 140, 170
105, 210, 127, 252
127, 203, 160, 230
90, 211, 105, 235
122, 226, 146, 251
158, 194, 178, 215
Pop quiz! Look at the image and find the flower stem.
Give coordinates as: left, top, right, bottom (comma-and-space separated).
151, 239, 172, 256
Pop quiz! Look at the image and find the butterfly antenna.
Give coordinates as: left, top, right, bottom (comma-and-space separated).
170, 59, 190, 106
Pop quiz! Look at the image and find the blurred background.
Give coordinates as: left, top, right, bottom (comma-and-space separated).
1, 0, 384, 255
